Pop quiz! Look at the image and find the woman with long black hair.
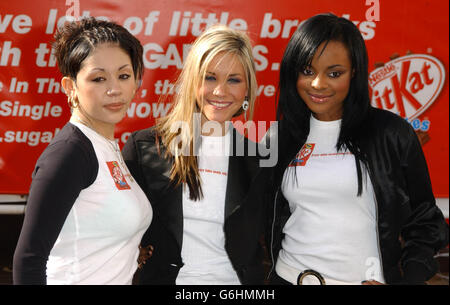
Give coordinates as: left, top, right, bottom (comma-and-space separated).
267, 13, 448, 285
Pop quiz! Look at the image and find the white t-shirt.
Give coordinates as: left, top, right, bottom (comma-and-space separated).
46, 122, 152, 284
276, 115, 385, 284
176, 132, 240, 285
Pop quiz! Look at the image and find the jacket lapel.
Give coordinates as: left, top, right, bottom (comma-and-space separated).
138, 138, 184, 251
158, 182, 183, 250
224, 155, 246, 219
224, 128, 259, 219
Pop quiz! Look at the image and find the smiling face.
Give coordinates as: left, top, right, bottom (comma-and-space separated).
197, 52, 248, 130
296, 40, 353, 121
64, 43, 137, 139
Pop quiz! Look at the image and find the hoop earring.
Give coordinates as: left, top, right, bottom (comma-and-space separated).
242, 97, 249, 120
68, 95, 79, 108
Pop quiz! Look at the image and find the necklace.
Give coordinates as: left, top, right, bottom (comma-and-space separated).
104, 136, 135, 183
72, 117, 134, 183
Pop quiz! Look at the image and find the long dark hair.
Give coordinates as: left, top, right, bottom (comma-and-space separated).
276, 13, 371, 195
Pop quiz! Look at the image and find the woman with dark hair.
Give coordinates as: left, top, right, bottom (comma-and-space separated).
13, 18, 152, 284
267, 13, 448, 285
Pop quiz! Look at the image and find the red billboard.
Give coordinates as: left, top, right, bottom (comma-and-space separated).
0, 0, 448, 198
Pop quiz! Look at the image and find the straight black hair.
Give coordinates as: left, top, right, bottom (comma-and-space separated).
276, 13, 371, 195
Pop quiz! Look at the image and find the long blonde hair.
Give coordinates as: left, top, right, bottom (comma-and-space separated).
155, 24, 258, 200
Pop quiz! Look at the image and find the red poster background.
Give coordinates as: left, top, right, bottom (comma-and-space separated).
0, 0, 448, 197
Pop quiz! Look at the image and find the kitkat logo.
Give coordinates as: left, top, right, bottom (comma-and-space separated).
369, 54, 446, 119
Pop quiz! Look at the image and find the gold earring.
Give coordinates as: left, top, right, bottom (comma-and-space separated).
68, 95, 79, 108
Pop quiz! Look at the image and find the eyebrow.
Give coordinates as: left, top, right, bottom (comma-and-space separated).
306, 64, 347, 70
90, 64, 132, 72
327, 64, 346, 69
206, 71, 244, 77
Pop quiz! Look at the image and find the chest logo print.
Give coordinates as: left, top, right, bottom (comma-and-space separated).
289, 143, 315, 167
106, 161, 131, 190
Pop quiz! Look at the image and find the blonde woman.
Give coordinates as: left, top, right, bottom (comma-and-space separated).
122, 25, 266, 285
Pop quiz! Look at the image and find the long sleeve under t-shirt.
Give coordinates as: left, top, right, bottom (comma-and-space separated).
13, 122, 152, 284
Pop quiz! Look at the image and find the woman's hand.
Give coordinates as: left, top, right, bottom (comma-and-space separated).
137, 245, 154, 269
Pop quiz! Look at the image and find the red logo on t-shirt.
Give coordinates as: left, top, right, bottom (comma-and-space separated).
289, 143, 315, 167
106, 161, 131, 190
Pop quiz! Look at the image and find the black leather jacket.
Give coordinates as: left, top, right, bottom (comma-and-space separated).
122, 127, 267, 284
267, 108, 448, 284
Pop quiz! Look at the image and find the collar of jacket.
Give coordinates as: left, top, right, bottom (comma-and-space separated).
151, 127, 259, 252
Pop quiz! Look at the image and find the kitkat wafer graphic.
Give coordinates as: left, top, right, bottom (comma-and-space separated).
369, 52, 446, 146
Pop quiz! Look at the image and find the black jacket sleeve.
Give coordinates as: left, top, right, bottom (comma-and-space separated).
399, 123, 449, 283
13, 125, 97, 285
